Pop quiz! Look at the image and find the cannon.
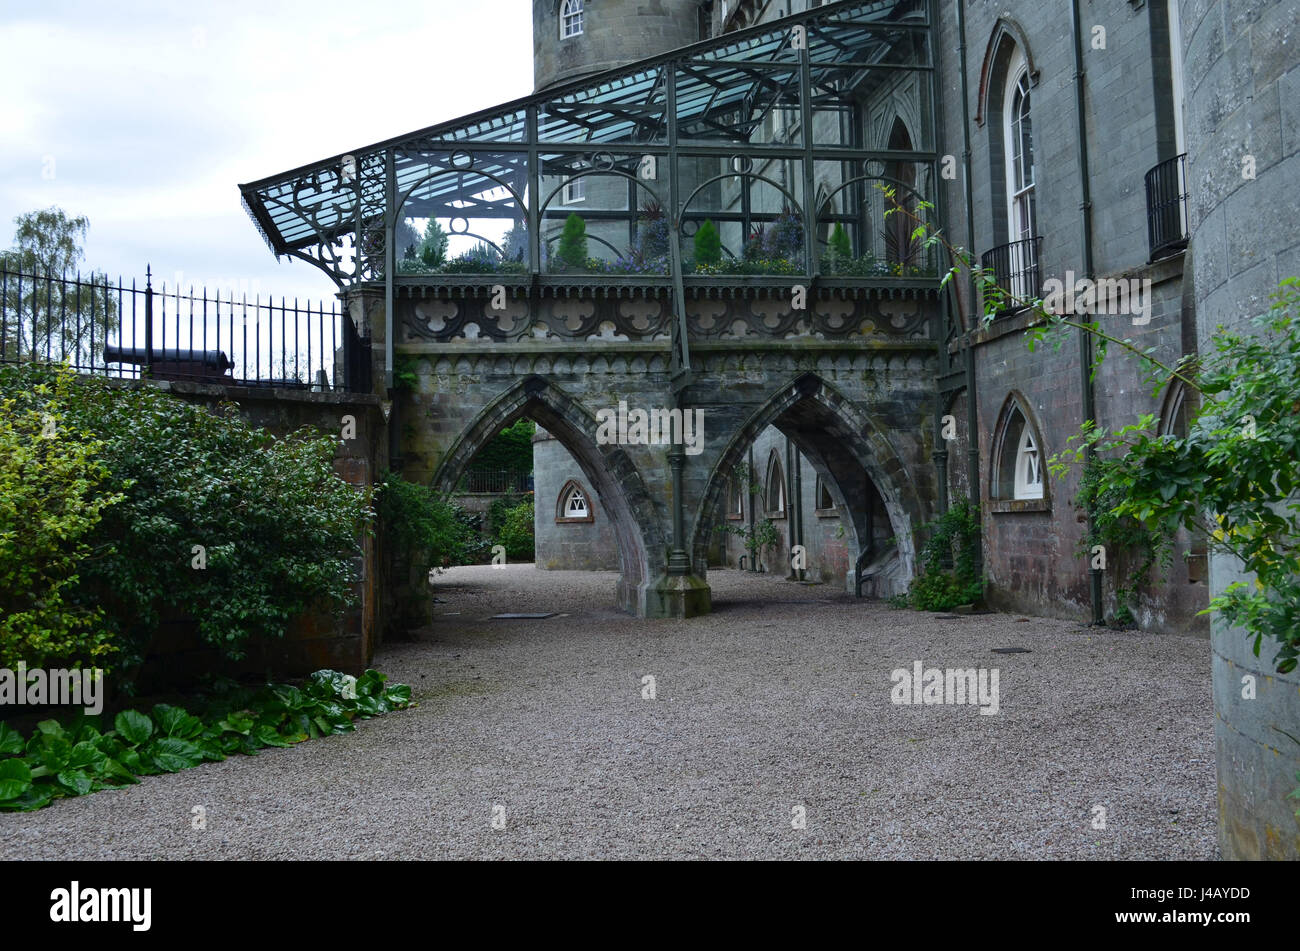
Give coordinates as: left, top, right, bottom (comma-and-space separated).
104, 345, 234, 383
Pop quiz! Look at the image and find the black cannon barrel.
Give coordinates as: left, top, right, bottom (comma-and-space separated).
104, 345, 234, 371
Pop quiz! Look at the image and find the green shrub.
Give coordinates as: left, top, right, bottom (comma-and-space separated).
903, 497, 984, 611
0, 365, 371, 676
827, 222, 852, 260
377, 471, 479, 568
494, 497, 535, 560
693, 219, 721, 267
0, 367, 123, 670
557, 213, 588, 269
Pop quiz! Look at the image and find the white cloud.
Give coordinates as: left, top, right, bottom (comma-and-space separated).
0, 0, 533, 302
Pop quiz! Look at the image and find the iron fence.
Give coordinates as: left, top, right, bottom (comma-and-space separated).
1145, 152, 1189, 261
457, 469, 534, 495
0, 263, 370, 391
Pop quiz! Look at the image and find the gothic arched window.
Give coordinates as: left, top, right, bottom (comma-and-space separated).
992, 395, 1047, 503
556, 479, 593, 522
560, 0, 584, 39
765, 452, 786, 516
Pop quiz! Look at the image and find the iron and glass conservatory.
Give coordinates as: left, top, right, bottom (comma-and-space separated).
239, 0, 942, 382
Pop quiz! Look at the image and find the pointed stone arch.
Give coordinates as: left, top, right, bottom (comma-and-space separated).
690, 372, 925, 589
430, 375, 662, 615
976, 17, 1040, 128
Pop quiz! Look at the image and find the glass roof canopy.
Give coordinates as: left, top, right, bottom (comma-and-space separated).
239, 0, 939, 290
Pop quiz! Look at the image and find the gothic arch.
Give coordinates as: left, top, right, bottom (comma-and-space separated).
690, 372, 925, 584
431, 375, 661, 613
976, 17, 1040, 128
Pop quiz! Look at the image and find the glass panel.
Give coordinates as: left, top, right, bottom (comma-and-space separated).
539, 66, 668, 146
680, 156, 807, 275
813, 158, 935, 276
674, 64, 802, 146
539, 151, 669, 275
420, 107, 529, 144
396, 150, 528, 276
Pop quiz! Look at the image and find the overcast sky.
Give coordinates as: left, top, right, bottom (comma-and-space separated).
0, 0, 534, 304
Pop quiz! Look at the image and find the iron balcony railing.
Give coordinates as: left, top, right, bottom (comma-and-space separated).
1145, 152, 1189, 260
980, 236, 1043, 313
0, 263, 370, 392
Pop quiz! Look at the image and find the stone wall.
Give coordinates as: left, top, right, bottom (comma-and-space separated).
533, 0, 702, 92
933, 0, 1208, 634
532, 426, 622, 569
1181, 0, 1300, 860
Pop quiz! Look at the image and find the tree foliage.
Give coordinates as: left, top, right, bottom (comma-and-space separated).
693, 219, 721, 266
468, 417, 535, 473
557, 213, 588, 269
0, 367, 123, 670
0, 207, 117, 368
0, 364, 370, 676
377, 471, 485, 568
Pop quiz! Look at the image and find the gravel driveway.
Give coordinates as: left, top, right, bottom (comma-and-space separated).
1, 564, 1218, 859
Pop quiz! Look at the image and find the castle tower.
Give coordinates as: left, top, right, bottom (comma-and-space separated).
532, 0, 706, 92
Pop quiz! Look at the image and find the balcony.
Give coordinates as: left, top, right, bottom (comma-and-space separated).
1144, 153, 1188, 261
980, 236, 1042, 314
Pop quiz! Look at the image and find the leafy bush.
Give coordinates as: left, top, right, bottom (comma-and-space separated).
377, 471, 479, 569
633, 204, 670, 260
0, 668, 413, 812
0, 364, 370, 674
1047, 278, 1300, 671
0, 367, 123, 670
693, 219, 721, 266
556, 213, 588, 269
902, 497, 984, 611
763, 205, 804, 260
493, 497, 535, 561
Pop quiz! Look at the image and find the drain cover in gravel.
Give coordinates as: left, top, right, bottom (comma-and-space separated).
492, 612, 556, 619
991, 647, 1032, 654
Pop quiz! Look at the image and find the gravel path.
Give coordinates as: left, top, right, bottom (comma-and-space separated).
1, 565, 1218, 860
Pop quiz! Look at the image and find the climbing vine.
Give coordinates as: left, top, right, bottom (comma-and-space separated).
1073, 454, 1174, 627
901, 497, 984, 612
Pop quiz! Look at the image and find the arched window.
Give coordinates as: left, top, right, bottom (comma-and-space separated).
727, 477, 745, 519
1160, 378, 1199, 438
1013, 426, 1043, 500
556, 479, 593, 522
885, 117, 919, 266
1003, 49, 1036, 269
992, 395, 1047, 503
560, 0, 583, 39
815, 475, 837, 515
765, 453, 786, 516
